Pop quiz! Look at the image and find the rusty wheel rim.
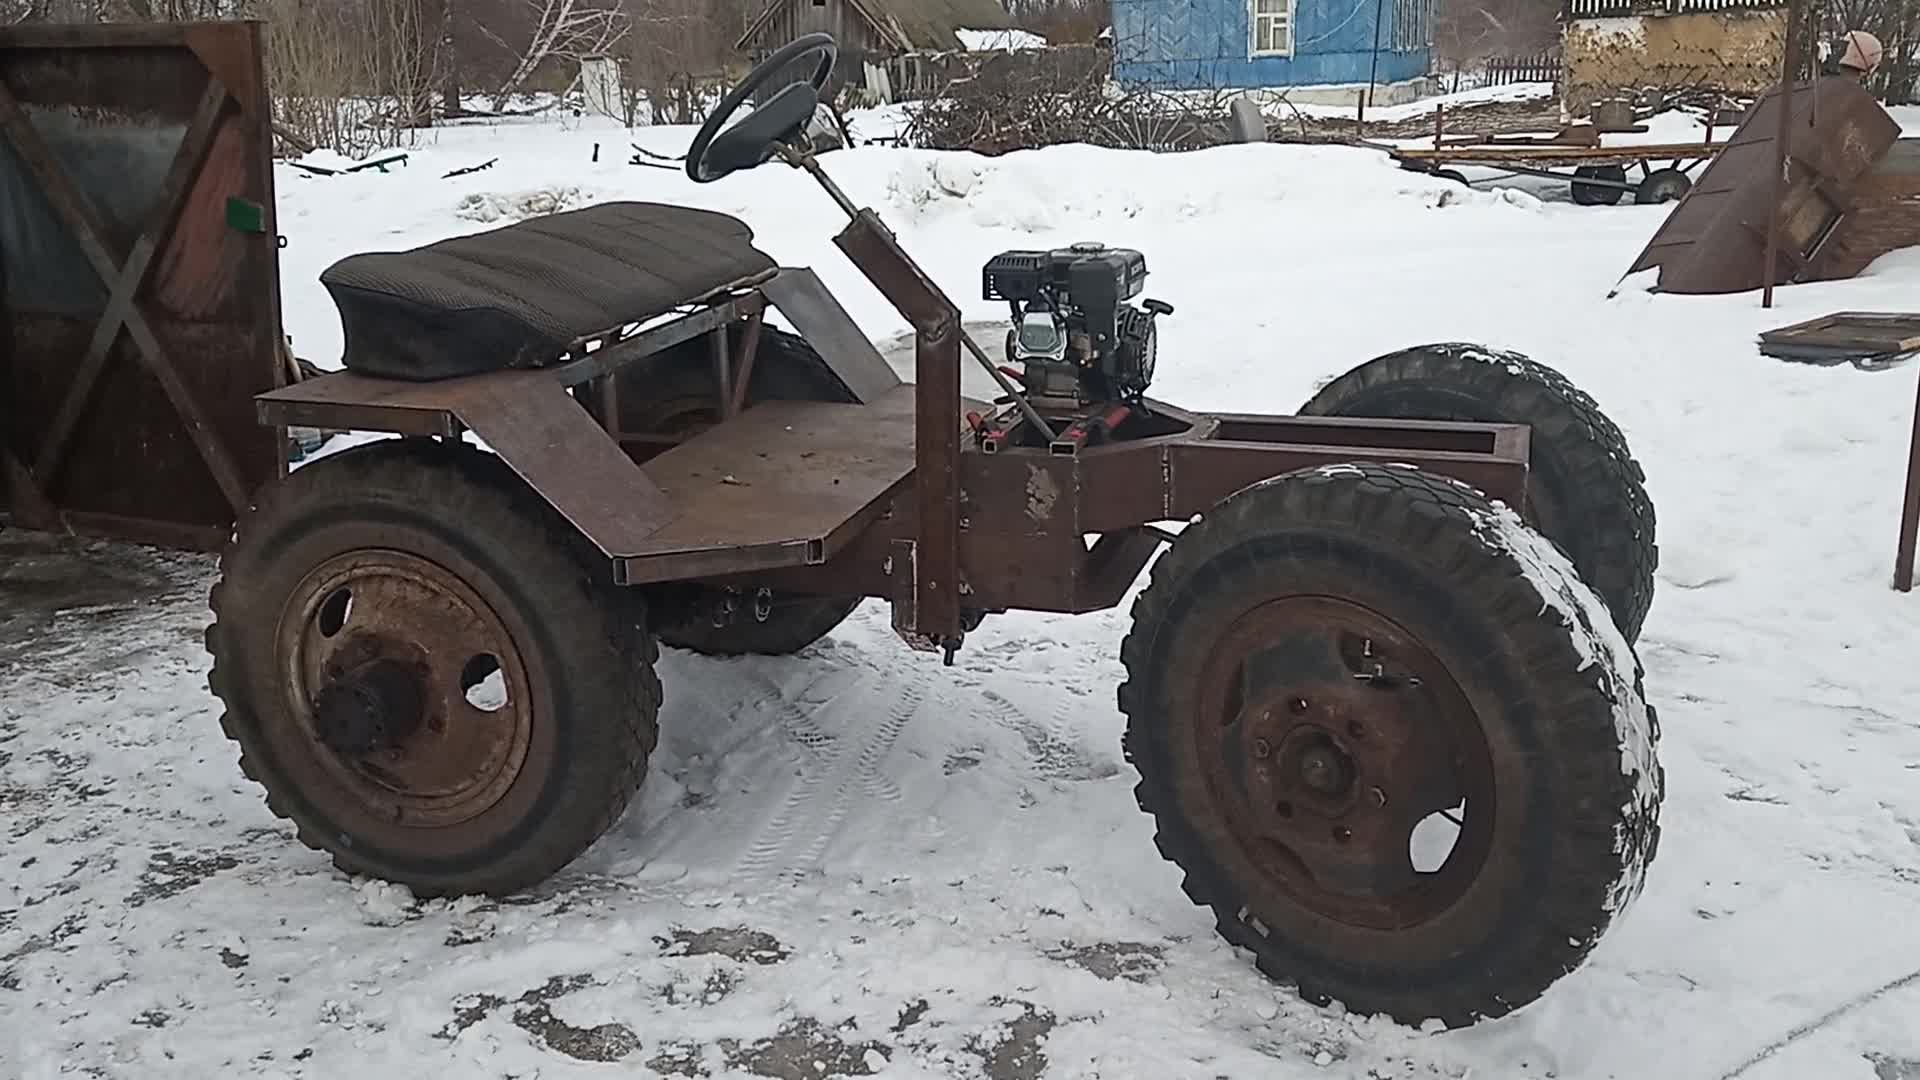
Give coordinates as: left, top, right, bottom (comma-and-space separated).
277, 549, 536, 828
1194, 596, 1495, 930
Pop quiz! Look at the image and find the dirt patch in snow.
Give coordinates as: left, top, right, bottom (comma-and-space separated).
1046, 940, 1165, 982
440, 973, 641, 1063
658, 925, 791, 965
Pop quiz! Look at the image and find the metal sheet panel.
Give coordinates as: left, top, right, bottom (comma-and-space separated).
1624, 76, 1899, 295
1, 21, 282, 549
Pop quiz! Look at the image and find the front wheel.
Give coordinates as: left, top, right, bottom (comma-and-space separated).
1119, 463, 1662, 1028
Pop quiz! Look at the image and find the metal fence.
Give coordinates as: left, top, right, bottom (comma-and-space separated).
1566, 0, 1784, 16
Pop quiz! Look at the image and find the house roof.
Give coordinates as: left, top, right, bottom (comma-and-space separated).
736, 0, 1013, 55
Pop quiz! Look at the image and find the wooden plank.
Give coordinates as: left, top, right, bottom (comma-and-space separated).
1394, 141, 1725, 167
1760, 312, 1920, 353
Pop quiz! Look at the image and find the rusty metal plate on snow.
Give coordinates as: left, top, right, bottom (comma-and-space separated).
1624, 76, 1900, 296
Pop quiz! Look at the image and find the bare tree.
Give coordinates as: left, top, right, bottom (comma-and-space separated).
485, 0, 624, 108
1435, 0, 1559, 68
1004, 0, 1109, 43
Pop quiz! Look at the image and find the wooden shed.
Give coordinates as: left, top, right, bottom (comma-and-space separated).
736, 0, 1017, 103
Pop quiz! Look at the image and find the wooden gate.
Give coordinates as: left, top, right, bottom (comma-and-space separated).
1, 21, 283, 551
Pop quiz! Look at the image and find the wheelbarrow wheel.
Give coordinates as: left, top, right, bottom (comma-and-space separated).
1118, 463, 1662, 1028
1298, 343, 1657, 643
206, 438, 661, 897
614, 326, 862, 657
1635, 167, 1692, 205
1571, 164, 1627, 206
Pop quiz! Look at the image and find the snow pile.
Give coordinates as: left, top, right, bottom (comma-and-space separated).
454, 184, 589, 222
955, 28, 1048, 51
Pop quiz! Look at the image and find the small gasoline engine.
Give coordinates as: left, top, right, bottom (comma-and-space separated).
982, 242, 1173, 409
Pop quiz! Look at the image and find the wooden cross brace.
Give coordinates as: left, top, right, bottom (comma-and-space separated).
0, 73, 251, 515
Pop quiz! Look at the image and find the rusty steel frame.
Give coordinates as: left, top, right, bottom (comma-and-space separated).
1, 21, 283, 549
260, 290, 1529, 641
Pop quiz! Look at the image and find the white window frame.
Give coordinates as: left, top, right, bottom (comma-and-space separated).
1250, 0, 1297, 57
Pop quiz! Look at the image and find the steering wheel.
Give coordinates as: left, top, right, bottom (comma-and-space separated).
687, 33, 838, 184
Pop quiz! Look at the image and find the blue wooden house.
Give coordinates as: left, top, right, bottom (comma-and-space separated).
1111, 0, 1436, 102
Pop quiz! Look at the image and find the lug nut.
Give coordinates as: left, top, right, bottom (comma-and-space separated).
1368, 786, 1387, 808
1290, 697, 1309, 714
1252, 738, 1272, 760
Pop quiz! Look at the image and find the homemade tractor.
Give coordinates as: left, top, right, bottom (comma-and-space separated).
207, 34, 1662, 1029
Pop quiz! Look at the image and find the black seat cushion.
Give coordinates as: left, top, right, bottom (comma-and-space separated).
321, 201, 777, 380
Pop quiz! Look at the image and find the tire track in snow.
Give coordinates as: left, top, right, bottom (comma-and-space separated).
734, 663, 924, 883
979, 687, 1091, 781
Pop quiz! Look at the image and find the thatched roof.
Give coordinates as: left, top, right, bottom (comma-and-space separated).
737, 0, 1013, 55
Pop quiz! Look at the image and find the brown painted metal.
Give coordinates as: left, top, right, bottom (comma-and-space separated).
258, 272, 1528, 613
714, 410, 1527, 614
1806, 138, 1920, 283
277, 546, 543, 838
612, 385, 924, 584
1898, 373, 1920, 593
756, 266, 901, 404
258, 296, 763, 434
1, 20, 281, 549
451, 374, 675, 567
1192, 594, 1493, 925
727, 308, 767, 416
833, 210, 964, 642
1625, 76, 1899, 295
248, 165, 1532, 627
1761, 0, 1799, 309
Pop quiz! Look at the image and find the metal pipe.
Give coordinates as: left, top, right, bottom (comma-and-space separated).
792, 148, 1059, 440
1764, 0, 1803, 309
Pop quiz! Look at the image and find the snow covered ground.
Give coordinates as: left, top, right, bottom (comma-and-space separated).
10, 106, 1920, 1079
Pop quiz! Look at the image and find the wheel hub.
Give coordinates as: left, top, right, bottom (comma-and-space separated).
313, 659, 425, 755
1288, 733, 1354, 798
1196, 596, 1495, 929
277, 550, 537, 828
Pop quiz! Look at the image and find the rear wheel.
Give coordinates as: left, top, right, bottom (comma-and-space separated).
1298, 343, 1656, 643
1119, 464, 1661, 1028
617, 326, 863, 657
207, 439, 659, 897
